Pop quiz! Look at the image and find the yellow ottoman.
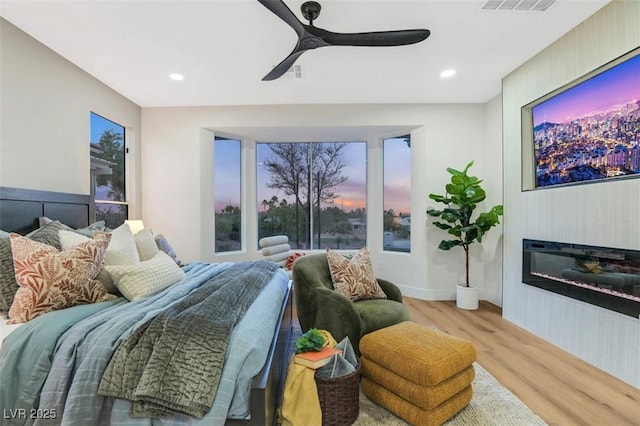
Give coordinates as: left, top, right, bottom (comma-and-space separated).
359, 321, 477, 426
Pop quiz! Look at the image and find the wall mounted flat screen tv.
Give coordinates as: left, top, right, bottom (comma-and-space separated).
522, 47, 640, 189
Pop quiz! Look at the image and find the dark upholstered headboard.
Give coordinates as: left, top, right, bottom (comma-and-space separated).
0, 187, 91, 234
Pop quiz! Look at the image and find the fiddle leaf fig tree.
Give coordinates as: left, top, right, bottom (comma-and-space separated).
427, 161, 503, 287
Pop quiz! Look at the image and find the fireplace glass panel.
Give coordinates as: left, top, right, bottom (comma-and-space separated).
523, 239, 640, 318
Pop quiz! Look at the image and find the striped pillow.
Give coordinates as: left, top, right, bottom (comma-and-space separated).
105, 251, 185, 301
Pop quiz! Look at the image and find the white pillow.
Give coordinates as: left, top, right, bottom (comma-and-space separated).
59, 224, 140, 294
105, 223, 140, 266
134, 229, 159, 261
60, 224, 139, 265
59, 229, 90, 249
58, 230, 123, 292
105, 251, 185, 301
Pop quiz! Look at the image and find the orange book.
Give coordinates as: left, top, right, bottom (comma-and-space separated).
294, 347, 342, 369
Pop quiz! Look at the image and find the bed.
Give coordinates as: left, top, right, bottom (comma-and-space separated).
0, 186, 294, 426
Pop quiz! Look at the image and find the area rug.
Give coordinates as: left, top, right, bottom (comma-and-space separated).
353, 362, 548, 425
287, 324, 547, 425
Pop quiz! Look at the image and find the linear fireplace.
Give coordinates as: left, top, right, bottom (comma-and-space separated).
523, 239, 640, 318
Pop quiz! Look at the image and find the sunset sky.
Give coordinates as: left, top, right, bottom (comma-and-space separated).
532, 53, 639, 126
256, 142, 368, 213
90, 113, 413, 216
214, 137, 412, 215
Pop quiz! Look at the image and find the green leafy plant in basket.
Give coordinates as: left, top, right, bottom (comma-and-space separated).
295, 328, 325, 354
426, 161, 503, 287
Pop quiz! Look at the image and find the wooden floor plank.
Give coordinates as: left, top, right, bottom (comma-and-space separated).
403, 298, 640, 426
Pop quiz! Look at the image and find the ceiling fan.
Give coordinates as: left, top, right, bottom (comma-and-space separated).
258, 0, 431, 81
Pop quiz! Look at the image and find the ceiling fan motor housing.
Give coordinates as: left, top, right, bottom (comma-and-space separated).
301, 1, 321, 24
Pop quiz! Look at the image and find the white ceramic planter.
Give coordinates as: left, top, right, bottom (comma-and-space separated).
456, 285, 479, 310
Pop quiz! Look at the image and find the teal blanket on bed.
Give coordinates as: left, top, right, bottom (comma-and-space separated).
0, 299, 125, 424
98, 260, 279, 418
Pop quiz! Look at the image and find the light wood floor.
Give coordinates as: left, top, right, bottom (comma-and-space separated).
404, 298, 640, 426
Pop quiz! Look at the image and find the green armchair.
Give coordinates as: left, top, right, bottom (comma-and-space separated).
292, 252, 410, 354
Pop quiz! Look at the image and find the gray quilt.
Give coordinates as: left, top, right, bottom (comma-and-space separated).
98, 260, 279, 419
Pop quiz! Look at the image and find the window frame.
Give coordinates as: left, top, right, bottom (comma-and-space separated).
90, 111, 128, 228
382, 134, 412, 253
256, 140, 367, 251
214, 136, 243, 254
209, 130, 416, 258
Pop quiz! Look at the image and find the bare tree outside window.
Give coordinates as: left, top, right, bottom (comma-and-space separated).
257, 142, 366, 250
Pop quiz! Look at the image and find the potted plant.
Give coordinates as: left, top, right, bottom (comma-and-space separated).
426, 161, 503, 310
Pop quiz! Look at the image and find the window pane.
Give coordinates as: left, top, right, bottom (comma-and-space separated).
313, 142, 366, 250
257, 142, 308, 249
90, 112, 126, 202
90, 112, 127, 227
95, 202, 128, 230
383, 135, 411, 252
214, 137, 242, 253
257, 141, 366, 250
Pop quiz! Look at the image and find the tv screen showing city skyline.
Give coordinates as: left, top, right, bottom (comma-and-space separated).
531, 50, 640, 188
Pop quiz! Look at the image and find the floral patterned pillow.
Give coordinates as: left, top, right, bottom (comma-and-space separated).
8, 232, 116, 324
326, 247, 387, 301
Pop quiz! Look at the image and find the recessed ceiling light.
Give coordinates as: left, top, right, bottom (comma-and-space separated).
440, 69, 456, 78
169, 73, 184, 81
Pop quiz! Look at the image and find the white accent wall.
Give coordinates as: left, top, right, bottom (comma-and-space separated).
502, 0, 640, 388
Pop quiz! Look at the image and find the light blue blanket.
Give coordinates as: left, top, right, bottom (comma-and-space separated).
0, 262, 288, 426
99, 261, 279, 419
0, 298, 126, 424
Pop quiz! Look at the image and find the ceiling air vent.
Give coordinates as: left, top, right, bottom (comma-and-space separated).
481, 0, 556, 11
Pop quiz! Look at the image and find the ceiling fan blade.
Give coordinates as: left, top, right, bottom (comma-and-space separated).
258, 1, 431, 80
319, 28, 430, 47
257, 0, 305, 38
262, 49, 306, 81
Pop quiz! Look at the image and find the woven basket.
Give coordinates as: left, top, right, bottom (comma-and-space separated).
314, 363, 361, 426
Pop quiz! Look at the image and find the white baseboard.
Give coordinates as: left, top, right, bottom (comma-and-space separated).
398, 285, 456, 301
